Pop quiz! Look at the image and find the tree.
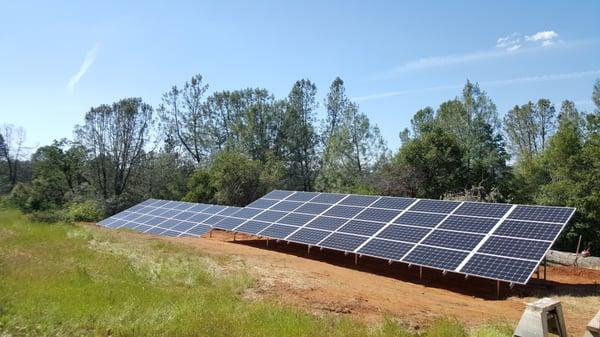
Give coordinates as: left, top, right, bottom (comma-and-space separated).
391, 126, 465, 198
0, 124, 27, 190
32, 139, 88, 195
76, 98, 153, 207
159, 74, 211, 164
276, 79, 319, 191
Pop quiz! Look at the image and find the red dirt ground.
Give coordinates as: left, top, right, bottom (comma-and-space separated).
101, 227, 600, 335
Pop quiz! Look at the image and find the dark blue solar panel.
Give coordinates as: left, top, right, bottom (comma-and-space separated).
438, 215, 497, 234
277, 213, 314, 226
454, 202, 511, 218
161, 229, 181, 237
319, 233, 367, 251
231, 208, 263, 219
148, 207, 167, 216
323, 205, 363, 218
254, 210, 287, 222
494, 220, 563, 241
186, 204, 210, 212
411, 200, 461, 214
159, 209, 182, 218
203, 215, 226, 225
171, 221, 195, 233
358, 239, 414, 260
339, 195, 379, 206
185, 213, 210, 223
270, 201, 303, 212
263, 190, 294, 200
146, 226, 165, 235
294, 202, 331, 214
246, 198, 278, 209
460, 254, 537, 284
355, 208, 401, 222
159, 218, 182, 229
370, 197, 415, 210
403, 246, 468, 270
422, 230, 484, 251
218, 207, 242, 216
286, 191, 319, 202
213, 217, 246, 230
133, 224, 153, 232
311, 193, 346, 204
376, 225, 431, 243
305, 216, 348, 231
393, 212, 446, 227
145, 216, 167, 226
172, 211, 196, 221
173, 202, 193, 211
259, 224, 298, 239
508, 205, 574, 223
120, 221, 138, 229
337, 220, 385, 236
186, 224, 212, 236
478, 236, 550, 260
204, 205, 227, 214
235, 220, 271, 235
287, 228, 330, 245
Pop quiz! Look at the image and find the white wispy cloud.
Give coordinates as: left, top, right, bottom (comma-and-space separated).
354, 69, 600, 102
391, 30, 563, 74
526, 31, 559, 42
67, 42, 100, 92
496, 33, 521, 51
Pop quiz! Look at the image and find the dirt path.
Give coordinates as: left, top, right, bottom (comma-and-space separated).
101, 227, 600, 335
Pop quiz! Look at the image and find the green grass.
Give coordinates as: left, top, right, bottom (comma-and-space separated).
0, 208, 512, 337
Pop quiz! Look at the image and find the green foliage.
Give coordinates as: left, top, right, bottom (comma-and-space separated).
66, 200, 105, 222
184, 168, 216, 203
423, 318, 467, 337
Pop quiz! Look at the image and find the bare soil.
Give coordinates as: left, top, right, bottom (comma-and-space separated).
101, 227, 600, 335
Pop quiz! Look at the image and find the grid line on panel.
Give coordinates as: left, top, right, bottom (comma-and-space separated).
353, 199, 420, 254
398, 202, 465, 263
282, 194, 351, 243
455, 204, 517, 273
315, 196, 383, 250
229, 191, 303, 234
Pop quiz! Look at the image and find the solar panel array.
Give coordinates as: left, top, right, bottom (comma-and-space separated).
209, 190, 575, 284
96, 191, 575, 285
97, 199, 241, 237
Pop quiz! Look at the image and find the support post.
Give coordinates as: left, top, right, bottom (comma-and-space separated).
497, 280, 500, 298
307, 245, 311, 256
233, 233, 236, 242
209, 230, 212, 238
575, 235, 582, 266
543, 256, 547, 280
266, 238, 269, 247
354, 253, 358, 265
536, 264, 540, 279
419, 266, 423, 280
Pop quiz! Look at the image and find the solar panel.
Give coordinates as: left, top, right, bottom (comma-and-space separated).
97, 199, 238, 237
235, 190, 575, 284
98, 191, 576, 285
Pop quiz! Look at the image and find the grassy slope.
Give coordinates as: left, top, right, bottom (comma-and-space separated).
0, 209, 511, 337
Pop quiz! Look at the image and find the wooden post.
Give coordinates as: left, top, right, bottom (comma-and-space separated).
209, 230, 212, 238
233, 233, 236, 242
419, 266, 423, 280
266, 238, 269, 247
536, 264, 540, 279
543, 256, 547, 280
575, 235, 582, 266
354, 253, 358, 265
307, 245, 311, 256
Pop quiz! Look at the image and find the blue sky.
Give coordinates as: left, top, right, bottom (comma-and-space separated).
1, 1, 599, 151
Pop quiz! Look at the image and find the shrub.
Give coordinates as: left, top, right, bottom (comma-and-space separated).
29, 209, 69, 223
67, 200, 105, 222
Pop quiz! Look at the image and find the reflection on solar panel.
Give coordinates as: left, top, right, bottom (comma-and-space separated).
97, 190, 576, 285
238, 190, 575, 284
97, 199, 241, 237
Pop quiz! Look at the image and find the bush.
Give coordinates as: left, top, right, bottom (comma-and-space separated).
67, 200, 105, 222
29, 210, 69, 223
